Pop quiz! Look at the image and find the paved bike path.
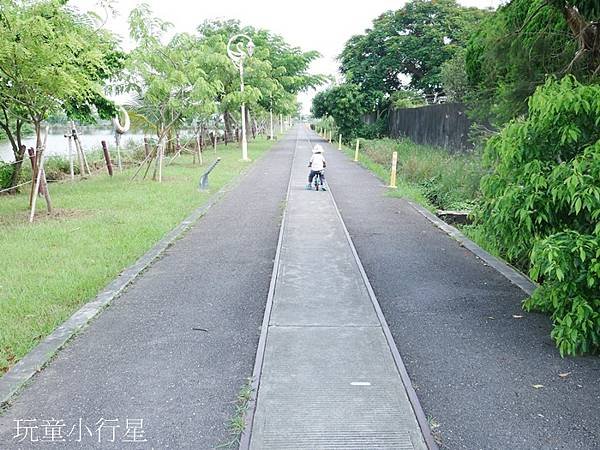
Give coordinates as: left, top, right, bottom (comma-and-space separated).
315, 130, 600, 449
246, 127, 428, 449
0, 133, 295, 449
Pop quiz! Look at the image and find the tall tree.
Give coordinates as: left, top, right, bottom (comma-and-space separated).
0, 0, 123, 191
196, 19, 324, 138
122, 4, 222, 177
311, 83, 368, 140
339, 0, 491, 107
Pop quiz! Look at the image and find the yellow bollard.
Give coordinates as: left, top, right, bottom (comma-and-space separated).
338, 134, 342, 150
354, 139, 360, 162
389, 151, 398, 188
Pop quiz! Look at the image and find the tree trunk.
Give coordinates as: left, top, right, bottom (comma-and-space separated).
562, 5, 600, 73
0, 116, 25, 193
224, 111, 233, 145
244, 107, 254, 140
7, 145, 26, 194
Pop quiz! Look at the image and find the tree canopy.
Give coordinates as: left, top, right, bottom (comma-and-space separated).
0, 0, 123, 189
122, 5, 222, 140
465, 0, 599, 125
339, 0, 490, 104
311, 83, 367, 140
196, 19, 324, 120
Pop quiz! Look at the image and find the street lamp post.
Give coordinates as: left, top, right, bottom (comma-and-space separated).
227, 34, 255, 161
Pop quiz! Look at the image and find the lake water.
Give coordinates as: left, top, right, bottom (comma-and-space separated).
0, 129, 149, 162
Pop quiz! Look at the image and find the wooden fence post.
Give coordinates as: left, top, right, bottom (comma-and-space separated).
29, 127, 51, 221
101, 140, 113, 176
29, 152, 45, 222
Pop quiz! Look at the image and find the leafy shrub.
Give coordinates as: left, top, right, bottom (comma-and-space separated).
360, 117, 388, 139
0, 162, 14, 190
476, 76, 600, 356
312, 83, 368, 140
44, 156, 75, 180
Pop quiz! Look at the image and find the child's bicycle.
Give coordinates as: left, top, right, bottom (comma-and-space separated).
313, 171, 325, 191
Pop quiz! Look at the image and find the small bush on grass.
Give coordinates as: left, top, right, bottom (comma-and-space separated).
44, 156, 76, 180
0, 162, 15, 190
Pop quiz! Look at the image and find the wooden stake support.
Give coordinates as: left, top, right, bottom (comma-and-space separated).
29, 126, 52, 222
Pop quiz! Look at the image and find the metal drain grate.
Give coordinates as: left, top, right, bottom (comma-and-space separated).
262, 430, 414, 449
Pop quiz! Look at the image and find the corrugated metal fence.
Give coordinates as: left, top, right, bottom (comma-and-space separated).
365, 103, 473, 152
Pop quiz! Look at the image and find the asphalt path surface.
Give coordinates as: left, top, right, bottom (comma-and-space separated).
0, 132, 295, 449
2, 127, 598, 450
313, 130, 599, 450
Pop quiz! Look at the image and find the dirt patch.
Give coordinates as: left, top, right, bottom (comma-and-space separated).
0, 208, 93, 227
0, 347, 16, 376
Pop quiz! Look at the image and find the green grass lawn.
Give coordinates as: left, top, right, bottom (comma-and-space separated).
0, 137, 275, 375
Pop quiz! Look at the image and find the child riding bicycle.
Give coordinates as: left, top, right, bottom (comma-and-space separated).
307, 144, 327, 190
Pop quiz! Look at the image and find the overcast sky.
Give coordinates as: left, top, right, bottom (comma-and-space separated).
77, 0, 505, 113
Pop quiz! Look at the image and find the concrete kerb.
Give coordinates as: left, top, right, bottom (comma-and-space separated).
406, 200, 537, 297
0, 146, 273, 409
238, 129, 298, 450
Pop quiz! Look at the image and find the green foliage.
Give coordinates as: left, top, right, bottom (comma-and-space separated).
122, 5, 224, 140
465, 0, 598, 125
476, 76, 600, 355
339, 0, 491, 102
311, 83, 368, 140
360, 117, 388, 140
0, 162, 14, 190
0, 0, 122, 125
440, 48, 468, 102
196, 19, 324, 120
390, 90, 426, 109
0, 0, 122, 190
